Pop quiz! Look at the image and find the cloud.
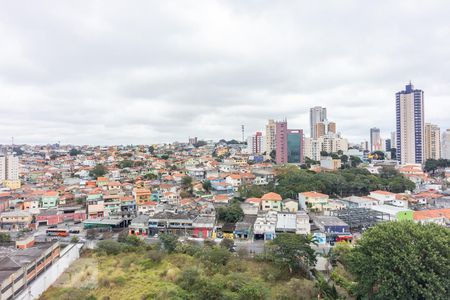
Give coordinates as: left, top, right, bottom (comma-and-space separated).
0, 0, 449, 145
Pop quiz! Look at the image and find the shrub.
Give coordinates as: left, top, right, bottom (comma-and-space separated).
97, 240, 123, 255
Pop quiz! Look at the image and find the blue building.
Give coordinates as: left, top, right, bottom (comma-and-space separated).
287, 129, 304, 164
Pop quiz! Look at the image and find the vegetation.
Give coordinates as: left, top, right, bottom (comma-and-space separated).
159, 233, 179, 254
0, 232, 11, 243
424, 158, 450, 174
266, 233, 317, 276
41, 236, 319, 300
118, 159, 134, 169
274, 165, 415, 198
217, 201, 244, 223
89, 164, 107, 178
345, 221, 450, 299
69, 148, 82, 156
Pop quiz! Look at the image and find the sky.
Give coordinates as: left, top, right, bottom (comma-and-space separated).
0, 0, 449, 145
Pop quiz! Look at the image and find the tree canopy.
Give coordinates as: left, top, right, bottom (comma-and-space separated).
90, 164, 107, 178
217, 202, 244, 223
347, 221, 450, 300
274, 165, 415, 198
266, 233, 317, 276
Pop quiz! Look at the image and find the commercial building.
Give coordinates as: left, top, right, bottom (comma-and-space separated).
287, 129, 304, 163
0, 241, 60, 300
396, 82, 424, 164
424, 123, 441, 160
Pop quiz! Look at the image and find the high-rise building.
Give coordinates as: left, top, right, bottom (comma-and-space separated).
310, 106, 327, 139
391, 132, 397, 150
0, 154, 19, 183
327, 122, 336, 134
188, 137, 198, 145
247, 132, 265, 154
315, 122, 326, 139
442, 129, 450, 159
424, 123, 441, 160
265, 119, 277, 154
396, 82, 424, 164
275, 120, 288, 165
304, 133, 348, 161
385, 139, 392, 152
370, 127, 382, 152
0, 156, 5, 182
287, 129, 304, 163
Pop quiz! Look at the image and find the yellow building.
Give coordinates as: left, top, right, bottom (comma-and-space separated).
3, 180, 21, 190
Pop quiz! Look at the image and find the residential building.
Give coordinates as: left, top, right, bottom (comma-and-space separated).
442, 129, 450, 159
261, 192, 283, 212
396, 82, 424, 164
0, 153, 20, 189
247, 131, 265, 154
265, 119, 277, 154
299, 191, 329, 211
370, 127, 382, 152
310, 106, 327, 139
275, 120, 288, 164
424, 123, 441, 160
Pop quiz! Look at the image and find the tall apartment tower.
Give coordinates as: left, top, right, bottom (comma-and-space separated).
370, 127, 381, 152
310, 106, 327, 138
0, 154, 19, 181
275, 120, 288, 165
265, 119, 277, 154
396, 82, 424, 164
424, 123, 441, 160
442, 129, 450, 159
391, 132, 397, 150
247, 132, 265, 154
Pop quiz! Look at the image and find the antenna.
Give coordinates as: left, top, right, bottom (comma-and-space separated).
241, 125, 245, 143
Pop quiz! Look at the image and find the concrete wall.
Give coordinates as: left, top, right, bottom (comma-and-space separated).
15, 243, 82, 300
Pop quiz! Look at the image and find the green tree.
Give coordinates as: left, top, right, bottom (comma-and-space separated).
267, 233, 317, 275
217, 203, 244, 223
0, 233, 11, 243
159, 233, 179, 253
69, 148, 81, 156
90, 164, 107, 178
347, 221, 450, 300
202, 180, 212, 191
203, 246, 231, 266
350, 156, 363, 167
118, 159, 134, 169
97, 240, 123, 255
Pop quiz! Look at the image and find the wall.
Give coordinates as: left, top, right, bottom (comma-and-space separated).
15, 243, 82, 300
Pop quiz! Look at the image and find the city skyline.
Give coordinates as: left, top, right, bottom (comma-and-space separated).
1, 1, 450, 145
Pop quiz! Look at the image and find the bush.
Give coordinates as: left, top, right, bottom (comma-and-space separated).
176, 267, 202, 291
220, 238, 235, 251
203, 246, 231, 267
97, 240, 123, 255
0, 233, 11, 243
159, 233, 179, 253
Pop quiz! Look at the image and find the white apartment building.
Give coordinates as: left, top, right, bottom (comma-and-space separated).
442, 129, 450, 159
424, 123, 441, 160
265, 119, 276, 154
0, 154, 19, 181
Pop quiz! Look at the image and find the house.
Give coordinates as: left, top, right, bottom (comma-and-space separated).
413, 208, 450, 226
368, 190, 397, 205
340, 196, 378, 209
296, 211, 310, 235
234, 215, 257, 239
133, 189, 151, 205
148, 211, 193, 236
225, 174, 242, 191
282, 198, 298, 212
299, 191, 329, 211
40, 191, 59, 209
261, 192, 282, 212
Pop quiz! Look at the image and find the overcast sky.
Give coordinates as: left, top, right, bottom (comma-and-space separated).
0, 1, 449, 145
